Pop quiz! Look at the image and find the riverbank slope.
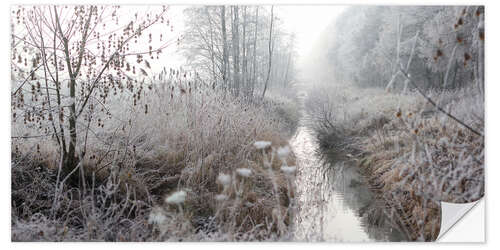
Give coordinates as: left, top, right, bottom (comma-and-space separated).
305, 85, 484, 241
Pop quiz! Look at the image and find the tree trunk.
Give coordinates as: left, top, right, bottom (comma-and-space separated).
55, 6, 94, 185
242, 7, 248, 98
251, 7, 259, 98
206, 7, 218, 88
221, 6, 229, 93
231, 6, 240, 97
261, 6, 274, 99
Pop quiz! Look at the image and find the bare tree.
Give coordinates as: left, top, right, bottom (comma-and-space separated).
181, 5, 294, 99
231, 6, 241, 96
221, 6, 229, 92
205, 7, 218, 88
251, 7, 259, 98
261, 6, 274, 99
241, 6, 248, 97
11, 5, 169, 184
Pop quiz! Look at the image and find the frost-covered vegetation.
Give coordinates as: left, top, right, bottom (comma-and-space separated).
10, 4, 486, 242
12, 70, 300, 241
11, 5, 300, 241
182, 6, 297, 99
305, 6, 484, 241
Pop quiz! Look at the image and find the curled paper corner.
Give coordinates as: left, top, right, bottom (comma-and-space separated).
437, 199, 483, 241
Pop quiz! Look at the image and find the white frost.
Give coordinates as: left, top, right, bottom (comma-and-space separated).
215, 194, 228, 201
254, 141, 272, 149
148, 207, 166, 224
236, 168, 252, 177
280, 166, 296, 175
217, 173, 231, 186
277, 146, 291, 159
165, 190, 187, 204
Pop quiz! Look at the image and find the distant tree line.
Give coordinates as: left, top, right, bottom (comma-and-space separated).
325, 6, 484, 92
182, 6, 297, 99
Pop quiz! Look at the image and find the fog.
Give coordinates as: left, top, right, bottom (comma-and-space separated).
10, 5, 484, 242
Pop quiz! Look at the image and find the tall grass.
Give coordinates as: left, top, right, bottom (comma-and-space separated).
11, 74, 299, 241
305, 83, 484, 241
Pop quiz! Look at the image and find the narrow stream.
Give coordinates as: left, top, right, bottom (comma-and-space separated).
290, 92, 408, 242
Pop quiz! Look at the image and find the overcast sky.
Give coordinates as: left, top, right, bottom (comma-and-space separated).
152, 5, 346, 72
277, 5, 346, 65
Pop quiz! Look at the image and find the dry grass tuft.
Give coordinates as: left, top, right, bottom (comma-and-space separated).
307, 84, 484, 241
11, 78, 299, 241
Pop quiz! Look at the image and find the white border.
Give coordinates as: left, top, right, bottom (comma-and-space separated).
2, 0, 496, 249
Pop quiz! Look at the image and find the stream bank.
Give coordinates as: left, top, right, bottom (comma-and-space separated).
290, 91, 408, 242
302, 85, 484, 241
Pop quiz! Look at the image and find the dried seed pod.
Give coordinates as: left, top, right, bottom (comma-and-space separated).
464, 52, 471, 61
436, 49, 443, 57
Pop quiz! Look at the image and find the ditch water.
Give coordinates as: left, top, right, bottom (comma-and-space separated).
290, 92, 408, 242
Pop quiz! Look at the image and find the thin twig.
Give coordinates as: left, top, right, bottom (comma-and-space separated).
399, 67, 483, 137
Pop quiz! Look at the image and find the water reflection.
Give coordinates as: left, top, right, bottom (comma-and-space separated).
290, 124, 408, 242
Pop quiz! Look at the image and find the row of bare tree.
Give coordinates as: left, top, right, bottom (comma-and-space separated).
182, 6, 296, 99
11, 5, 298, 185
